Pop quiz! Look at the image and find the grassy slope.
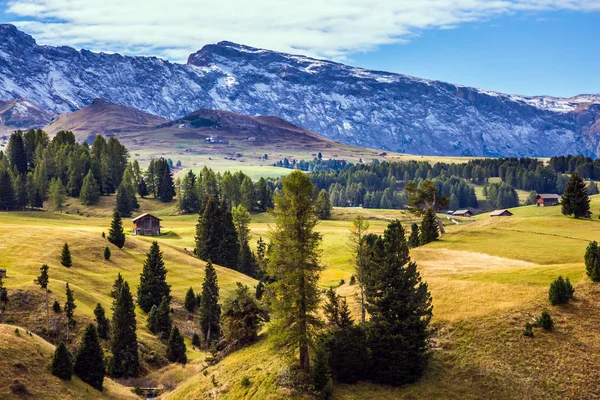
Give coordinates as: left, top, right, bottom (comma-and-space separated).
3, 194, 600, 399
0, 324, 137, 400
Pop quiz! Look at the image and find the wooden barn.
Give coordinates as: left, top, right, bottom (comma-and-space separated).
132, 213, 161, 236
453, 209, 473, 217
536, 194, 560, 207
490, 209, 513, 217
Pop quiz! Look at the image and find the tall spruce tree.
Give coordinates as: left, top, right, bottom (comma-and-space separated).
365, 220, 433, 385
94, 303, 110, 339
0, 169, 16, 210
137, 241, 171, 313
61, 243, 72, 267
35, 264, 50, 331
115, 166, 139, 217
110, 273, 124, 299
184, 287, 196, 313
166, 326, 187, 364
7, 131, 27, 175
562, 173, 591, 218
52, 342, 73, 380
108, 281, 139, 378
79, 170, 100, 205
350, 215, 369, 325
74, 324, 105, 391
195, 198, 240, 269
419, 207, 439, 245
266, 170, 322, 372
150, 296, 172, 340
585, 241, 600, 282
64, 283, 76, 342
323, 287, 341, 327
315, 188, 332, 220
107, 209, 126, 248
199, 260, 220, 343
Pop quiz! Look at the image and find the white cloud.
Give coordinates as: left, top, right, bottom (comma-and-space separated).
5, 0, 600, 63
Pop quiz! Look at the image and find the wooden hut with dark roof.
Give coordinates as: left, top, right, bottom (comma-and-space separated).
132, 213, 161, 236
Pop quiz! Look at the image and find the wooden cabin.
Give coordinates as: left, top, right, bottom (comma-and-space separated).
453, 209, 473, 217
132, 213, 161, 236
490, 209, 513, 217
536, 194, 560, 207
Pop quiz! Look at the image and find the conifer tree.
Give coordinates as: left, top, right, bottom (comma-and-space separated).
222, 283, 265, 345
52, 342, 73, 380
61, 243, 72, 267
104, 246, 111, 261
365, 220, 433, 385
255, 281, 265, 300
585, 240, 600, 282
137, 177, 149, 198
316, 188, 332, 220
419, 207, 439, 245
267, 171, 322, 372
195, 198, 240, 270
184, 287, 196, 313
0, 169, 16, 210
323, 287, 340, 327
137, 241, 171, 313
74, 324, 105, 391
311, 345, 331, 392
350, 215, 369, 325
166, 326, 187, 364
35, 264, 50, 331
107, 209, 126, 248
217, 207, 240, 270
588, 180, 600, 195
108, 281, 139, 378
562, 172, 591, 218
147, 305, 159, 333
110, 273, 124, 299
199, 260, 220, 343
152, 296, 172, 340
64, 283, 76, 342
409, 223, 420, 248
116, 166, 139, 217
94, 303, 110, 339
7, 131, 27, 174
79, 170, 100, 205
49, 178, 66, 212
338, 297, 354, 329
191, 332, 201, 347
0, 275, 8, 323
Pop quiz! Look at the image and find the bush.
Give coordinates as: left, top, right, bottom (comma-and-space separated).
349, 275, 356, 285
52, 300, 61, 313
523, 322, 534, 337
51, 342, 73, 380
240, 376, 251, 387
584, 241, 600, 282
549, 276, 575, 305
192, 332, 201, 347
104, 246, 111, 261
536, 310, 554, 331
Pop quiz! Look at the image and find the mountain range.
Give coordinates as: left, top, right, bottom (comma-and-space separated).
1, 23, 599, 157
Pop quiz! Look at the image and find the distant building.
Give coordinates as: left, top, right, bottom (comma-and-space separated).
453, 209, 473, 217
490, 209, 513, 217
132, 213, 161, 236
0, 268, 6, 278
536, 194, 560, 207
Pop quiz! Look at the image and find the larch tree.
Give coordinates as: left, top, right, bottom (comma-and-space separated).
137, 241, 171, 313
107, 209, 126, 248
199, 260, 220, 343
49, 178, 66, 212
108, 281, 139, 378
349, 215, 369, 325
266, 170, 323, 372
35, 264, 50, 331
405, 180, 449, 235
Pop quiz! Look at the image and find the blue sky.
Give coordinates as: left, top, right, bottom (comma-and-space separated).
0, 0, 599, 97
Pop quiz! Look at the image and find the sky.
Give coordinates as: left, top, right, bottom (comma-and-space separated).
0, 0, 599, 97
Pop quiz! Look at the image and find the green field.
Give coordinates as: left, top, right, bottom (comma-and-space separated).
1, 194, 600, 399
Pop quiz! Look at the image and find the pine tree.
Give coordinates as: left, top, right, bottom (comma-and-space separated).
64, 283, 76, 342
365, 220, 433, 385
104, 246, 111, 261
184, 287, 196, 313
110, 273, 124, 299
191, 332, 201, 347
74, 324, 105, 391
195, 198, 240, 270
222, 283, 265, 345
338, 298, 354, 329
137, 177, 149, 198
94, 303, 110, 339
108, 281, 139, 378
350, 215, 369, 325
7, 132, 27, 175
49, 178, 66, 212
115, 166, 138, 217
166, 326, 187, 364
152, 296, 172, 340
409, 223, 420, 248
217, 206, 240, 270
199, 260, 221, 343
267, 170, 322, 372
0, 275, 8, 323
448, 193, 459, 210
61, 243, 72, 267
311, 345, 331, 392
419, 207, 439, 245
35, 264, 50, 331
147, 305, 159, 333
137, 241, 171, 313
107, 209, 126, 248
549, 276, 575, 305
316, 188, 332, 220
585, 240, 600, 282
255, 281, 265, 300
0, 169, 16, 210
52, 342, 73, 380
561, 172, 590, 218
323, 287, 340, 327
79, 170, 100, 205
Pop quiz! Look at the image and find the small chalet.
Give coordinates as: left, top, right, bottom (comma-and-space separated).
490, 209, 513, 217
132, 213, 161, 236
453, 209, 473, 217
536, 194, 560, 207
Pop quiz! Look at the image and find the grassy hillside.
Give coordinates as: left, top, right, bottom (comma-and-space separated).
0, 324, 137, 399
2, 196, 600, 398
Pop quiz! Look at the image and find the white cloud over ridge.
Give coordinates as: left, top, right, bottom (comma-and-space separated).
6, 0, 600, 63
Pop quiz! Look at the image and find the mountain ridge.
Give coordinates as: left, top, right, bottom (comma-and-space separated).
1, 23, 599, 157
